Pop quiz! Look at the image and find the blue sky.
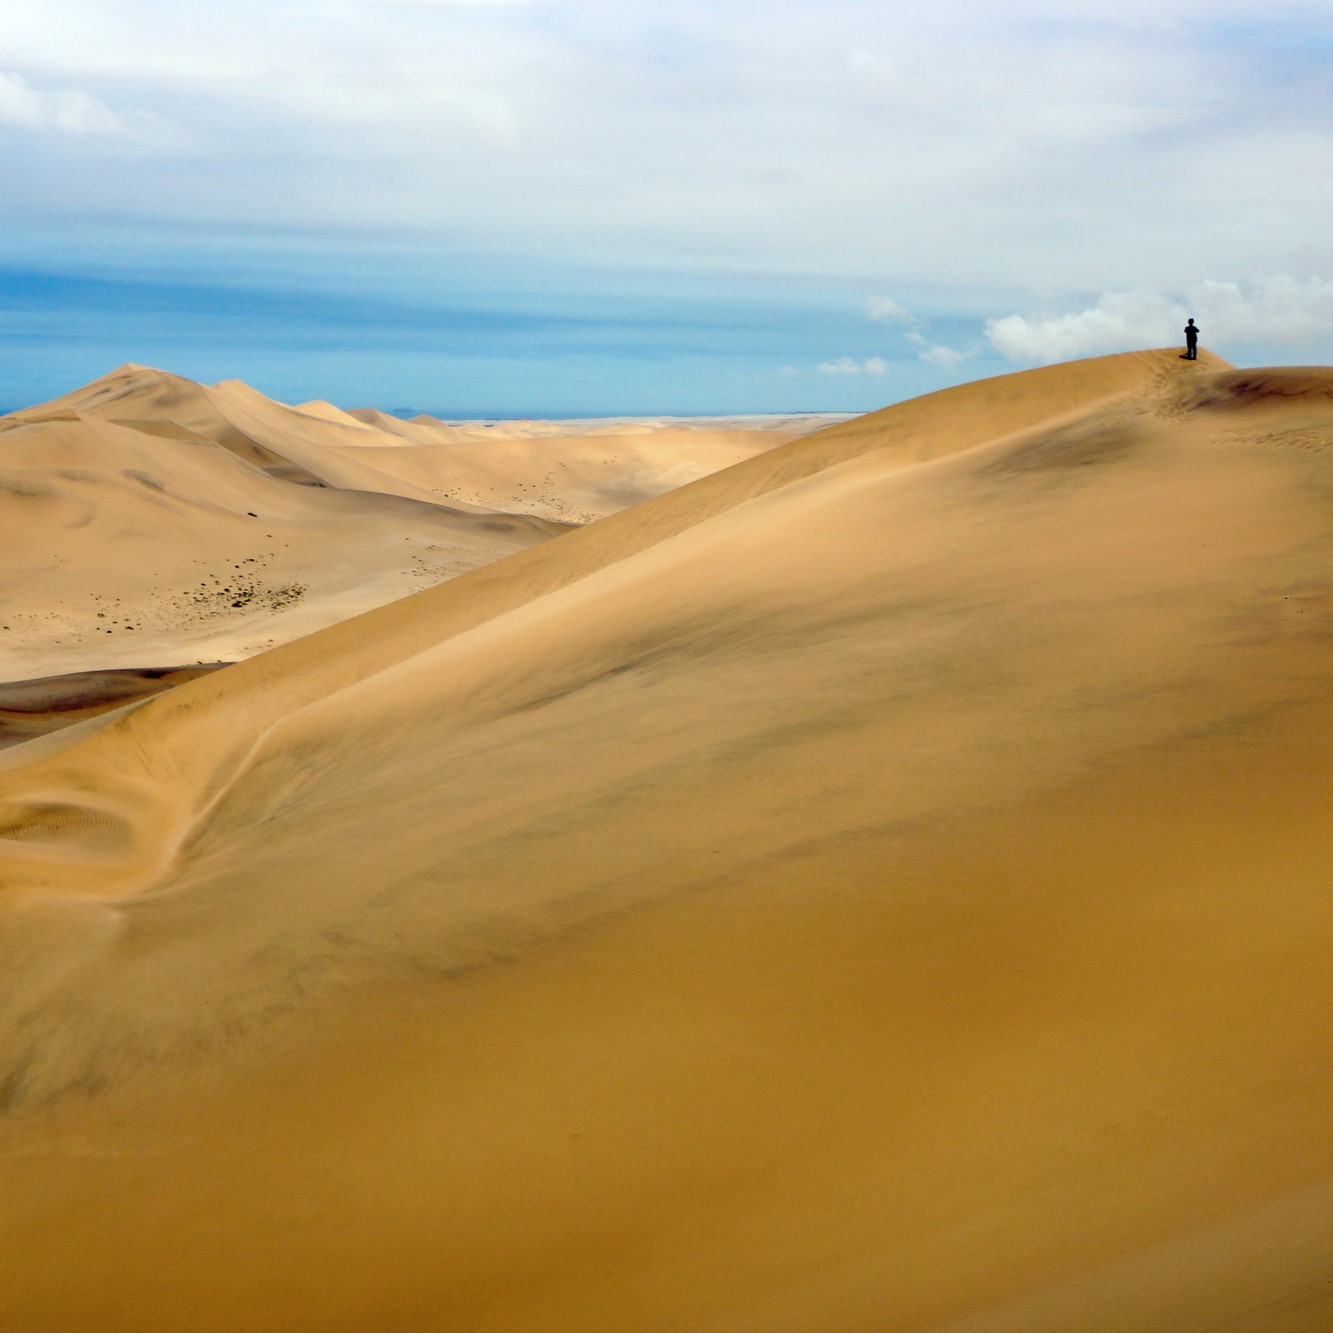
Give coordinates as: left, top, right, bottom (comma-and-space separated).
2, 0, 1332, 415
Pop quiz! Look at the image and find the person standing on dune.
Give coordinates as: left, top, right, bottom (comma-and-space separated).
1184, 319, 1200, 360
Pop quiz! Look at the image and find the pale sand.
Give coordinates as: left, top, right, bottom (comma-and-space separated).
334, 409, 852, 524
0, 366, 825, 680
1, 349, 1331, 1331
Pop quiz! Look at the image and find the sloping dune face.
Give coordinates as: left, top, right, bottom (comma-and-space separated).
2, 350, 1332, 1332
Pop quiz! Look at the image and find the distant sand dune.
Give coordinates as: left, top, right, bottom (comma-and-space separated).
333, 409, 852, 523
0, 365, 820, 680
1, 349, 1330, 1332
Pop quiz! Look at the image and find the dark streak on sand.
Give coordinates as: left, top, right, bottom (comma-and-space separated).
0, 664, 232, 749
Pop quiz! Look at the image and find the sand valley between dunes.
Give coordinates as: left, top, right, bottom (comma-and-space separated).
1, 349, 1331, 1332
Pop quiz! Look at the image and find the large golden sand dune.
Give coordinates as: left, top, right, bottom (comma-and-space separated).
1, 348, 1330, 1331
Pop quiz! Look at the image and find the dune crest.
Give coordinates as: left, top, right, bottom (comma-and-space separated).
3, 347, 1331, 1333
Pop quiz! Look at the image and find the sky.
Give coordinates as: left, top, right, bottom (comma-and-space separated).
2, 0, 1332, 415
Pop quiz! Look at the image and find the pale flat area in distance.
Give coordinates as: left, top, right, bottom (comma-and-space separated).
1, 349, 1330, 1332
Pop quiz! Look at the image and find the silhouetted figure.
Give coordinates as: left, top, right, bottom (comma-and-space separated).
1183, 318, 1199, 360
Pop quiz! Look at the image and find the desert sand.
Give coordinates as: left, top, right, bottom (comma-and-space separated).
1, 348, 1330, 1331
0, 365, 830, 694
334, 407, 851, 525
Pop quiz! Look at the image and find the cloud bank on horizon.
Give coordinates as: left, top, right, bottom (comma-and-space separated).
1, 0, 1331, 412
987, 277, 1333, 364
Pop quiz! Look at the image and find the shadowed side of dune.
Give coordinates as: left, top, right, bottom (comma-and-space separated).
0, 665, 231, 749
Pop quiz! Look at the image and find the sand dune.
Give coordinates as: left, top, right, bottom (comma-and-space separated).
0, 664, 228, 751
334, 410, 853, 523
1, 349, 1331, 1331
17, 364, 836, 519
0, 366, 820, 680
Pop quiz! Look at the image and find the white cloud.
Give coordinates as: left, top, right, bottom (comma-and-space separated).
818, 356, 888, 376
1189, 276, 1333, 343
986, 291, 1178, 363
917, 343, 976, 369
3, 0, 1327, 285
987, 276, 1333, 363
354, 0, 527, 7
0, 70, 124, 134
904, 330, 977, 369
867, 296, 913, 324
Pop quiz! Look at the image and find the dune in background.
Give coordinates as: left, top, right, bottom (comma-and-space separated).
336, 406, 852, 523
0, 365, 832, 682
2, 348, 1331, 1331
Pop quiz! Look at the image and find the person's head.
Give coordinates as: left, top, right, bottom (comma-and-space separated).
1186, 319, 1196, 327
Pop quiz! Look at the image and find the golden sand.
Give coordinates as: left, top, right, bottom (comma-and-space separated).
0, 366, 823, 680
1, 350, 1330, 1330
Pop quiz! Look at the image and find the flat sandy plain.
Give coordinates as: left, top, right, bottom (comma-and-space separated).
1, 349, 1331, 1331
